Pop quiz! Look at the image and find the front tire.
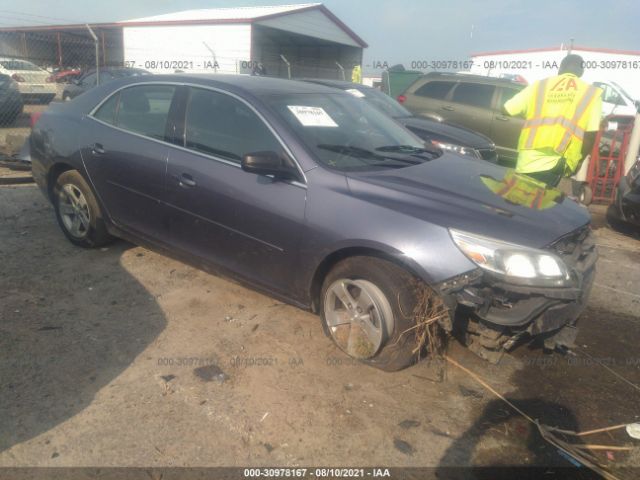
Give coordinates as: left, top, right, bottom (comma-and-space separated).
53, 170, 113, 248
320, 256, 436, 371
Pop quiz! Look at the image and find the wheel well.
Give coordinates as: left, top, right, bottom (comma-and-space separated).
47, 163, 75, 201
309, 247, 424, 313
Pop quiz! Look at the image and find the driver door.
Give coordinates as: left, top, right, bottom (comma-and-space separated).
164, 86, 307, 294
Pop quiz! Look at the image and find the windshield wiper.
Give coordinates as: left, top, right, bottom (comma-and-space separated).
376, 145, 440, 157
317, 144, 380, 158
317, 144, 426, 167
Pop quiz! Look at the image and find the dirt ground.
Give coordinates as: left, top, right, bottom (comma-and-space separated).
0, 172, 639, 477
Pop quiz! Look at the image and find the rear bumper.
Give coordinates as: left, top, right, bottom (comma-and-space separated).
17, 83, 57, 96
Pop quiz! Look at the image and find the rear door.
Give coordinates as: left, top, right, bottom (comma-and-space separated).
445, 82, 495, 138
492, 85, 525, 166
403, 80, 455, 120
82, 83, 177, 240
164, 86, 307, 293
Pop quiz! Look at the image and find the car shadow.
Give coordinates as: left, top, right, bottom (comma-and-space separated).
435, 302, 640, 479
0, 187, 167, 454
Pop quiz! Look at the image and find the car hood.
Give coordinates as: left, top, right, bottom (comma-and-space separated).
396, 116, 494, 149
345, 154, 590, 249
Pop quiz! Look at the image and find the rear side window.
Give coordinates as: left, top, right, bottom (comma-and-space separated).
414, 81, 454, 100
184, 87, 283, 163
116, 85, 176, 140
93, 92, 119, 125
451, 83, 495, 109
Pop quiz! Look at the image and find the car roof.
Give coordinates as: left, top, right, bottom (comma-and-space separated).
82, 67, 148, 74
298, 78, 370, 91
421, 71, 523, 86
110, 74, 349, 96
0, 57, 37, 63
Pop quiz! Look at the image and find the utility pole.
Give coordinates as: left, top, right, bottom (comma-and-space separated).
85, 24, 99, 85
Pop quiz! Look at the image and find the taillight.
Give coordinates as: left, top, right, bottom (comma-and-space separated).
46, 75, 54, 83
11, 73, 25, 82
397, 95, 406, 104
30, 111, 43, 128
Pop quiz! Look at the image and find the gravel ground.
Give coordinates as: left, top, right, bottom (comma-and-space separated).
0, 176, 639, 477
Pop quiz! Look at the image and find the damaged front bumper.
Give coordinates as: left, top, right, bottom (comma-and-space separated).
436, 226, 597, 353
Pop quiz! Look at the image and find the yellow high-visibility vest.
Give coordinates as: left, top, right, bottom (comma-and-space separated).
508, 74, 602, 173
351, 65, 362, 84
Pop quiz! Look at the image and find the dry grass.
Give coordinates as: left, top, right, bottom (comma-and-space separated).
399, 280, 449, 360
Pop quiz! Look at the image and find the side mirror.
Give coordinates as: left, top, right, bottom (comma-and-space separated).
241, 151, 297, 180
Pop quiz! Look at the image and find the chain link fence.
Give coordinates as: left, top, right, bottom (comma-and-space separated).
0, 27, 360, 156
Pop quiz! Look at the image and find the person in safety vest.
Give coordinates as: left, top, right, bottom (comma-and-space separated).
504, 54, 602, 187
351, 64, 362, 84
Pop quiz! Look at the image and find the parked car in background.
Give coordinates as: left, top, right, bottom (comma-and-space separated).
0, 73, 24, 125
47, 68, 82, 84
29, 74, 596, 370
612, 157, 640, 229
62, 67, 150, 101
0, 58, 57, 104
399, 72, 526, 166
301, 78, 497, 162
593, 80, 639, 117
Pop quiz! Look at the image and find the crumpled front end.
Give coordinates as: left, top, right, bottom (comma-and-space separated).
436, 226, 597, 362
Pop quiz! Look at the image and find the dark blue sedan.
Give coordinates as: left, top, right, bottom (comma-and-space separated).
29, 75, 596, 370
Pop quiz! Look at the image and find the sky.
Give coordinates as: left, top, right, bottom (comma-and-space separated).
0, 0, 638, 73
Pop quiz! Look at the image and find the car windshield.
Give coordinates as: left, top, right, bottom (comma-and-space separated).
0, 59, 41, 71
611, 81, 635, 103
349, 86, 412, 118
266, 93, 437, 171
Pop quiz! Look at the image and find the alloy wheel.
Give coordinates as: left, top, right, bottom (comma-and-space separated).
324, 279, 394, 359
58, 183, 91, 239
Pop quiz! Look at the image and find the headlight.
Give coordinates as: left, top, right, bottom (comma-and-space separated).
450, 229, 572, 287
431, 140, 478, 158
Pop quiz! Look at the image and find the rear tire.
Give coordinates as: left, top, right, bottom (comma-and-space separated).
53, 170, 113, 248
579, 184, 593, 206
320, 256, 436, 371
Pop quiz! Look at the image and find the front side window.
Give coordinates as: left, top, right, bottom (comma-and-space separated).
184, 87, 284, 163
499, 86, 524, 105
451, 83, 495, 109
91, 85, 176, 140
266, 92, 437, 172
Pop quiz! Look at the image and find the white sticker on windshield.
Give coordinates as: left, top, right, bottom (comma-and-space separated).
287, 106, 338, 127
346, 88, 365, 98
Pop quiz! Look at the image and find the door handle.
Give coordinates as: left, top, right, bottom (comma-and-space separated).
91, 143, 105, 155
173, 173, 197, 188
441, 105, 455, 111
495, 115, 510, 121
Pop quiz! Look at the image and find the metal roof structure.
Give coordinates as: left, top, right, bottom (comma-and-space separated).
0, 3, 368, 48
471, 45, 640, 57
124, 4, 321, 23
